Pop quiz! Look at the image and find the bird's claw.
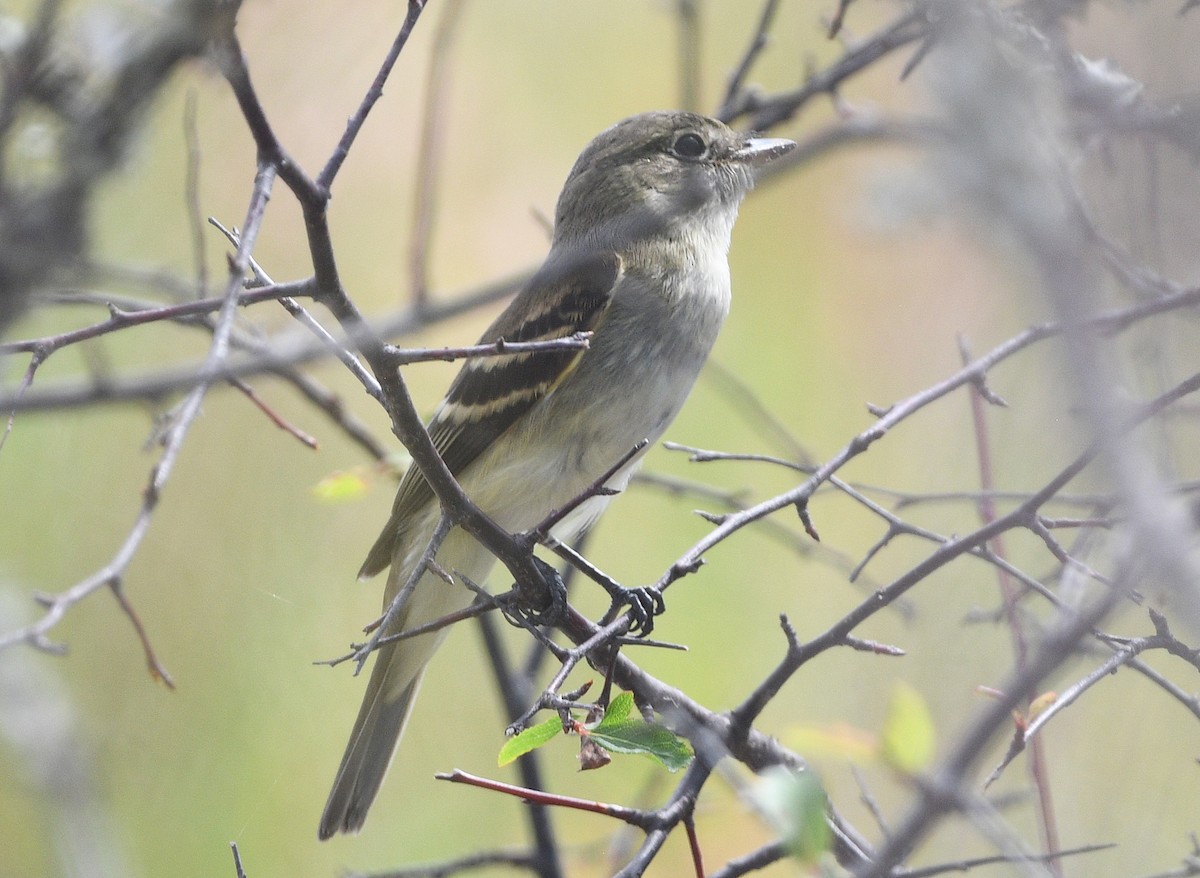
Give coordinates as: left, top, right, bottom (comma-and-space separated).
513, 555, 568, 627
610, 585, 665, 637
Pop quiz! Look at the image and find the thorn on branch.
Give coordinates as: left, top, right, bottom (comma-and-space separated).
778, 613, 801, 651
230, 841, 248, 878
665, 557, 705, 588
562, 680, 594, 704
958, 334, 1008, 407
319, 594, 501, 670
828, 0, 855, 38
108, 578, 175, 689
795, 498, 821, 541
228, 376, 320, 449
1148, 606, 1172, 638
971, 375, 1009, 408
613, 635, 688, 651
850, 524, 899, 583
31, 633, 68, 656
426, 558, 455, 586
900, 32, 937, 80
982, 720, 1028, 790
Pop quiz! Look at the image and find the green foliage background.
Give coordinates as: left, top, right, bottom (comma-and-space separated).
2, 2, 1198, 877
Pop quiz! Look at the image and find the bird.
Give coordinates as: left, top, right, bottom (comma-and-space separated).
319, 110, 795, 839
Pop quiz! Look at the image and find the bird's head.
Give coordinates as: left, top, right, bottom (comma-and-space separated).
552, 111, 794, 251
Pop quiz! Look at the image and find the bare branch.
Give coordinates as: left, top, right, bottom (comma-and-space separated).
0, 157, 278, 662
407, 0, 466, 307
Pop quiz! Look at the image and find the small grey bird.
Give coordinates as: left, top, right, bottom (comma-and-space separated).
319, 110, 794, 839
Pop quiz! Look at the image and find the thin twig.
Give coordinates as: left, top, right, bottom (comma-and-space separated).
182, 89, 208, 299
436, 770, 655, 828
407, 0, 466, 307
899, 842, 1117, 878
676, 0, 702, 112
960, 334, 1061, 871
346, 849, 539, 878
318, 0, 430, 190
0, 160, 279, 663
353, 513, 454, 673
718, 0, 782, 120
229, 842, 247, 878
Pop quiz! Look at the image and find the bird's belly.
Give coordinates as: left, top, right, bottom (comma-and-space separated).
459, 352, 700, 539
458, 273, 726, 541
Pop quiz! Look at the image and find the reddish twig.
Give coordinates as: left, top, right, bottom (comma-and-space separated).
436, 770, 655, 828
960, 334, 1061, 872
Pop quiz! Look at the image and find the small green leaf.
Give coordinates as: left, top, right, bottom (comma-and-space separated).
498, 717, 563, 766
587, 721, 693, 772
583, 692, 692, 771
311, 469, 370, 502
753, 767, 831, 864
880, 681, 935, 774
597, 691, 635, 725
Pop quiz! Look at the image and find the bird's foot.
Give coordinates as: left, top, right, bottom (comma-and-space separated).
513, 555, 569, 627
601, 584, 665, 637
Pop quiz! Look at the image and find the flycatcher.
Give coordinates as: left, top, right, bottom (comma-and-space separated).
319, 110, 794, 839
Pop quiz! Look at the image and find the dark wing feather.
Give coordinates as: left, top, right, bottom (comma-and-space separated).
358, 250, 622, 578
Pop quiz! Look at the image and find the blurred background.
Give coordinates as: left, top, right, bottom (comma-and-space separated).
2, 1, 1200, 876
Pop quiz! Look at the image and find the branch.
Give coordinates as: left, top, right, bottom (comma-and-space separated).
652, 282, 1200, 599
436, 770, 656, 829
0, 159, 278, 669
721, 8, 930, 128
717, 0, 782, 120
407, 0, 467, 307
347, 849, 539, 878
318, 0, 430, 191
856, 586, 1124, 877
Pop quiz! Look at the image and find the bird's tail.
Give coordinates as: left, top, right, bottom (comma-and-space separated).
318, 639, 426, 839
320, 527, 493, 839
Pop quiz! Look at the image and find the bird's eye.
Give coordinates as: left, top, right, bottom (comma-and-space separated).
670, 132, 708, 159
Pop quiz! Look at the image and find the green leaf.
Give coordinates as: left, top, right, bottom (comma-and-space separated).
586, 721, 693, 771
498, 717, 563, 766
753, 766, 831, 864
597, 691, 635, 725
582, 691, 692, 771
880, 681, 935, 774
311, 469, 370, 502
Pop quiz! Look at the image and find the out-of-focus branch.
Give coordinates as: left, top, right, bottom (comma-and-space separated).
961, 336, 1060, 868
407, 0, 466, 307
717, 0, 781, 120
0, 0, 239, 332
0, 157, 278, 664
0, 303, 589, 413
0, 587, 133, 878
721, 7, 929, 128
856, 587, 1123, 877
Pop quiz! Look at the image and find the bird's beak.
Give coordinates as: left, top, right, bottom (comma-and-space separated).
732, 136, 796, 167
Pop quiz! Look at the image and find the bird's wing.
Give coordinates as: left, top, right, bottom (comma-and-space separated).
357, 250, 623, 579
